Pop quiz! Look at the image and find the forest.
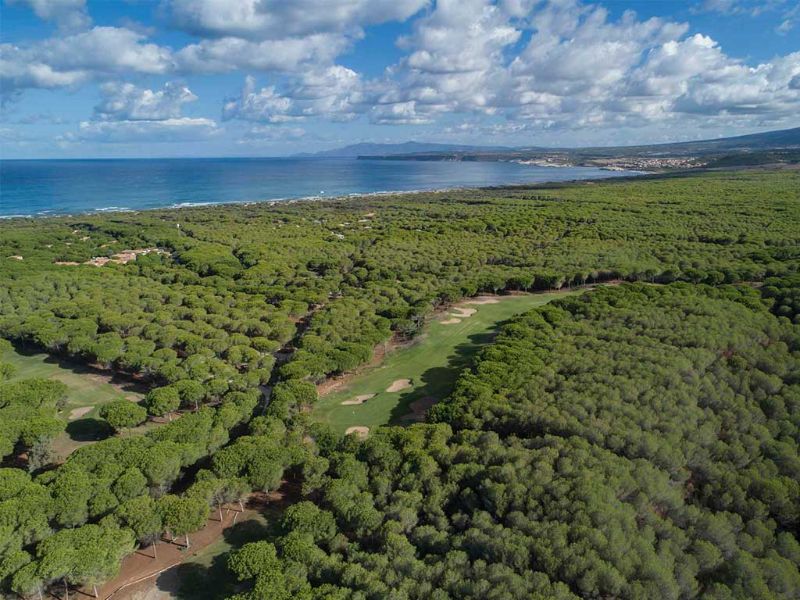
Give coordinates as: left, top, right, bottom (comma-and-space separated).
0, 169, 798, 599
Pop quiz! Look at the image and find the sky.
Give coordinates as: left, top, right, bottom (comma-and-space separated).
1, 0, 799, 158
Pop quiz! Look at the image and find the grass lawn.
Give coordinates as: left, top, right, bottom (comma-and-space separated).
4, 347, 147, 457
313, 290, 578, 434
164, 504, 285, 599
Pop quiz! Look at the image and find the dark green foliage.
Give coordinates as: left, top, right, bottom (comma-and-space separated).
0, 378, 66, 464
145, 385, 180, 417
0, 170, 798, 598
265, 284, 800, 599
100, 400, 147, 431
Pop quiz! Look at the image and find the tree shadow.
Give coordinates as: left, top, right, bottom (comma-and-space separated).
155, 485, 295, 599
388, 324, 509, 425
155, 514, 277, 598
65, 417, 113, 442
12, 341, 148, 395
43, 353, 149, 394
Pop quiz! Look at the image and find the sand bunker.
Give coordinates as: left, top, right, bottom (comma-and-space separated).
345, 426, 370, 439
341, 394, 375, 406
386, 379, 412, 393
464, 296, 500, 305
441, 318, 462, 325
69, 406, 93, 420
451, 307, 477, 317
8, 255, 23, 261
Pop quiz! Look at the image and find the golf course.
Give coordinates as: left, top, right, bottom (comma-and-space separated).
4, 348, 147, 456
313, 290, 577, 434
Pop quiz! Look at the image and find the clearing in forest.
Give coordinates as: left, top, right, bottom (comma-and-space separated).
314, 290, 575, 434
4, 348, 149, 457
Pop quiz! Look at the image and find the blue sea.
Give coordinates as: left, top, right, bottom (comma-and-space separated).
0, 158, 633, 218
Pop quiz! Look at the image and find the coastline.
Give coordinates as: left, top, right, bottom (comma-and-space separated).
0, 170, 647, 222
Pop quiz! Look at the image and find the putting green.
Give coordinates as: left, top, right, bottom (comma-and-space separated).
313, 291, 577, 434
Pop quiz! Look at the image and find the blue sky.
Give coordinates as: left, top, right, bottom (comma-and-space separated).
1, 0, 798, 158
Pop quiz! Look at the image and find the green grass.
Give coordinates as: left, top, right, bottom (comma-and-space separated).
169, 509, 280, 599
4, 348, 147, 456
313, 291, 576, 434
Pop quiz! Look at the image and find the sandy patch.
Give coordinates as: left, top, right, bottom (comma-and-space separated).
345, 426, 370, 439
464, 296, 500, 305
451, 307, 477, 317
55, 261, 80, 266
405, 396, 437, 422
8, 255, 23, 260
84, 248, 168, 267
341, 394, 375, 406
441, 318, 462, 325
386, 379, 412, 393
69, 406, 93, 420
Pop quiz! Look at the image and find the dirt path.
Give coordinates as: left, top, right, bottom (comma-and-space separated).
95, 489, 288, 600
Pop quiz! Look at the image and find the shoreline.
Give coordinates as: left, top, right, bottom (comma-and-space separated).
0, 170, 649, 222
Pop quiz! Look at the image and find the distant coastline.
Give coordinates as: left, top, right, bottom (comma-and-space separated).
0, 174, 647, 221
0, 158, 638, 219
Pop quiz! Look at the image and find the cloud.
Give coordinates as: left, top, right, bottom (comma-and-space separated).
94, 81, 197, 121
7, 0, 91, 31
65, 117, 219, 142
241, 125, 307, 141
776, 2, 799, 33
166, 0, 429, 76
164, 0, 429, 40
61, 81, 218, 143
693, 0, 798, 33
370, 101, 434, 125
363, 0, 800, 131
1, 27, 173, 94
223, 67, 363, 123
5, 0, 800, 145
174, 34, 348, 74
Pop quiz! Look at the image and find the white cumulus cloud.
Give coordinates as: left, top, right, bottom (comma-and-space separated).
164, 0, 429, 39
93, 81, 198, 121
7, 0, 91, 31
1, 27, 174, 95
62, 81, 218, 143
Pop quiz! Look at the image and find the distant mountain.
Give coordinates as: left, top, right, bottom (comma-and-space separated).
575, 126, 800, 156
295, 141, 515, 158
355, 127, 800, 170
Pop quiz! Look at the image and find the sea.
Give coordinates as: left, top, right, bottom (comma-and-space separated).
0, 158, 635, 218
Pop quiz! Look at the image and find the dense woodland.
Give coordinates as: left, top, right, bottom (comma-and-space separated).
0, 169, 798, 599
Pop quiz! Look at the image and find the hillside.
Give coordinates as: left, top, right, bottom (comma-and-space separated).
357, 126, 800, 170
295, 141, 515, 158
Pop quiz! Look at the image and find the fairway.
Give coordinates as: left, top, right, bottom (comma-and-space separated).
313, 291, 575, 434
4, 348, 146, 456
